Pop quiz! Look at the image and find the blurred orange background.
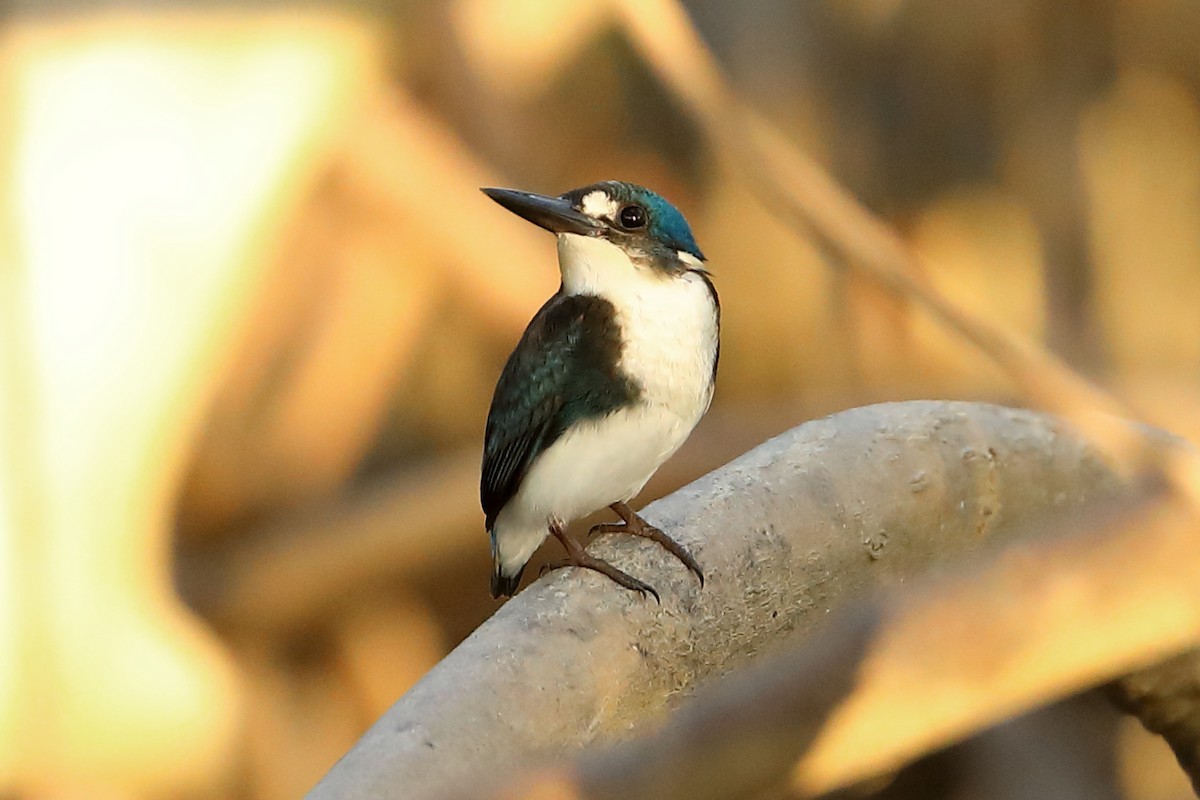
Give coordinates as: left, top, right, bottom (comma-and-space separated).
1, 1, 1198, 798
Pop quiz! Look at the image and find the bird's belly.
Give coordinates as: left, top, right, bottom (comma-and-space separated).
508, 403, 693, 526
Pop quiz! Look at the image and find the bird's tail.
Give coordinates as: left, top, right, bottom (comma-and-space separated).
489, 521, 544, 598
490, 561, 525, 599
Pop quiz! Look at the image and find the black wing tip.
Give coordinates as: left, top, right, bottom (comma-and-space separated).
491, 563, 525, 599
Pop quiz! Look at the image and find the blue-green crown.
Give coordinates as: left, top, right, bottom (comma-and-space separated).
565, 180, 705, 261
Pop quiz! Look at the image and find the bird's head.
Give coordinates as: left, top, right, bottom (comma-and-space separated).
482, 181, 707, 284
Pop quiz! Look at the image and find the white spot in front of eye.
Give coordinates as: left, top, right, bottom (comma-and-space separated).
581, 190, 618, 220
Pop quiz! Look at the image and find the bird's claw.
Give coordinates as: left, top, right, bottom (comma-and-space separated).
539, 552, 660, 602
587, 518, 705, 587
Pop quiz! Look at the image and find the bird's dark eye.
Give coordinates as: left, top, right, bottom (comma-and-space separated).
618, 204, 647, 229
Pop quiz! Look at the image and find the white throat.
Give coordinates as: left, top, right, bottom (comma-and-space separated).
554, 231, 718, 417
556, 233, 643, 298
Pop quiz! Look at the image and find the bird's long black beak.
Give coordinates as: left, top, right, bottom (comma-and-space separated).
481, 187, 599, 236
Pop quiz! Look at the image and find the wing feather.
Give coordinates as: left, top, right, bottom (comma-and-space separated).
480, 292, 635, 529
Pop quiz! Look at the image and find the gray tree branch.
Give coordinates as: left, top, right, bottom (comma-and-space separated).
307, 401, 1137, 800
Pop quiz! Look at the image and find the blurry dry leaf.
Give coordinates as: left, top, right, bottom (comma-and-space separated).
342, 90, 554, 328
242, 644, 366, 800
909, 187, 1045, 396
333, 593, 447, 719
1080, 69, 1200, 374
180, 82, 562, 535
450, 0, 612, 100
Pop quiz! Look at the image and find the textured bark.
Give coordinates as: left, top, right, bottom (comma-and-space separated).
308, 401, 1129, 800
416, 486, 1200, 800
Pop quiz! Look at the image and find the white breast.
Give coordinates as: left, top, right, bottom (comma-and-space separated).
557, 233, 718, 428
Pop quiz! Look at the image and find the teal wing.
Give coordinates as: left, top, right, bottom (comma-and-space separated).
481, 292, 636, 529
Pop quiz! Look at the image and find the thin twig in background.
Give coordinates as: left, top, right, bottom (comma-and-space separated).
609, 0, 1200, 507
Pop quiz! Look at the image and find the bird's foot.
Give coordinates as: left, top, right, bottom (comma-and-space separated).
544, 522, 660, 602
589, 502, 705, 587
539, 554, 660, 602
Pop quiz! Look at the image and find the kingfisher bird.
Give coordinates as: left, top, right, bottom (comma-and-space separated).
480, 180, 719, 600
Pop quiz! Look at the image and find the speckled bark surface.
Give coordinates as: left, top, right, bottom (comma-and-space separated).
308, 401, 1125, 800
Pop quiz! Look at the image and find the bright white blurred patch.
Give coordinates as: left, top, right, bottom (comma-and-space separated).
581, 189, 617, 221
17, 30, 341, 456
677, 250, 706, 271
3, 12, 378, 795
0, 391, 12, 775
